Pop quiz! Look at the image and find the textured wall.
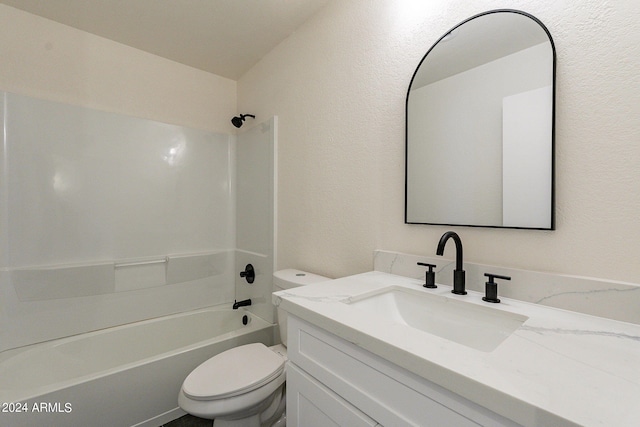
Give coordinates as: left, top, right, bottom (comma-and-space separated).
238, 0, 640, 283
0, 4, 236, 133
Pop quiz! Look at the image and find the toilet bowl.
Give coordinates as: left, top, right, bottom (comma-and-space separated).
178, 269, 329, 427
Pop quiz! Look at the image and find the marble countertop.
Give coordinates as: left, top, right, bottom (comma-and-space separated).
273, 271, 640, 427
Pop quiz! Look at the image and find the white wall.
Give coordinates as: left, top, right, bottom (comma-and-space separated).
238, 0, 640, 284
0, 4, 237, 133
502, 85, 553, 228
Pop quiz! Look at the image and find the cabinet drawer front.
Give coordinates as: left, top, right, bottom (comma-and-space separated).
287, 363, 379, 427
288, 316, 519, 427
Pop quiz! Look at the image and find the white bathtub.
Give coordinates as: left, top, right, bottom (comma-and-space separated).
0, 305, 274, 427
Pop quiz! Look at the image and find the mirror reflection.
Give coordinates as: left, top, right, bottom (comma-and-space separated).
405, 10, 555, 229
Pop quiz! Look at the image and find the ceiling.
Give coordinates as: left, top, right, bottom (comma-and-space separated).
0, 0, 330, 80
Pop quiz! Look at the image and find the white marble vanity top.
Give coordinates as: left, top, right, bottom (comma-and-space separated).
273, 271, 640, 427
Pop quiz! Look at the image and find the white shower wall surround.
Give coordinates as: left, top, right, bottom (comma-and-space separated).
9, 252, 229, 301
0, 91, 237, 352
234, 117, 278, 323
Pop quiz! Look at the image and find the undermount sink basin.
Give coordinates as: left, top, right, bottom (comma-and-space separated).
344, 286, 528, 352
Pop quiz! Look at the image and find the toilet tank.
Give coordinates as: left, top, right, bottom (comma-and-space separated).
273, 269, 329, 346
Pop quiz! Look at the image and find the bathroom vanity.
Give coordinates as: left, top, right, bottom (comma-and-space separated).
286, 316, 519, 426
273, 271, 640, 426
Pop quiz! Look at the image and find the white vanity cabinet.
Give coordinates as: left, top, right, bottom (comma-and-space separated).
286, 316, 520, 427
287, 363, 380, 426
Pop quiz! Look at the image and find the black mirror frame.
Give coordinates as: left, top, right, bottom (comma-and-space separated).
404, 9, 557, 230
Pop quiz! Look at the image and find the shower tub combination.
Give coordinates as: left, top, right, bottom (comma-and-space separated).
0, 305, 274, 427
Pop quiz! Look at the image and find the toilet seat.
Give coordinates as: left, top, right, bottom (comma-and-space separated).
182, 343, 285, 401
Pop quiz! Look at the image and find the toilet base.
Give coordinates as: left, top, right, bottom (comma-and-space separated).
209, 384, 285, 427
270, 412, 286, 427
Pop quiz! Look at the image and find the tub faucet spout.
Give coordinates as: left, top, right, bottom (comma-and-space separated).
436, 231, 467, 295
232, 299, 252, 310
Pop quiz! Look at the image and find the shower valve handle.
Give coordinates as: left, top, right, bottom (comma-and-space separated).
240, 264, 255, 284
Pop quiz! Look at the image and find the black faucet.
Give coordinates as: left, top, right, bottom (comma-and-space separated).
232, 299, 252, 310
436, 231, 466, 295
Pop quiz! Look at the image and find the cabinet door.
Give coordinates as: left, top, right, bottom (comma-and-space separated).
287, 363, 379, 427
288, 316, 521, 427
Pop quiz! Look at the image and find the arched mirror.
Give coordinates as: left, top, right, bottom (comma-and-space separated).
405, 10, 555, 229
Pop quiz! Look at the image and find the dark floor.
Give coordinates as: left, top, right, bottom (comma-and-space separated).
160, 414, 212, 427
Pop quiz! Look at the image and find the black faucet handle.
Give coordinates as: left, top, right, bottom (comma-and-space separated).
483, 273, 511, 303
417, 262, 437, 288
240, 264, 255, 284
484, 273, 511, 282
417, 262, 436, 269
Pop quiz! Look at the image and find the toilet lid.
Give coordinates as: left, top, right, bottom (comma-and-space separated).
182, 343, 285, 400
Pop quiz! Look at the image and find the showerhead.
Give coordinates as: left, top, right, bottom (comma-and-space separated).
231, 114, 255, 128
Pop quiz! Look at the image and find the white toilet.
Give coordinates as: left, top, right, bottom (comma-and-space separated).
178, 269, 329, 427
